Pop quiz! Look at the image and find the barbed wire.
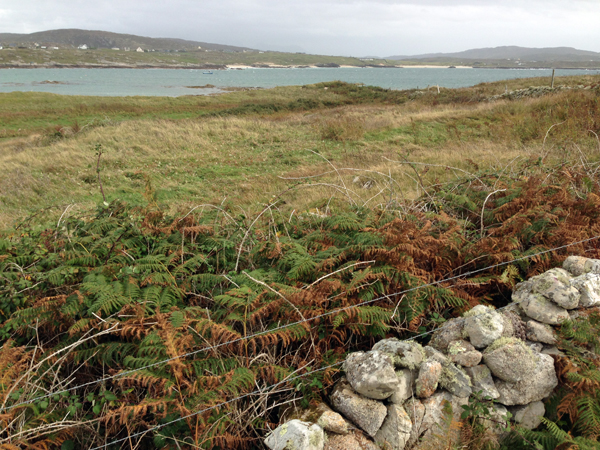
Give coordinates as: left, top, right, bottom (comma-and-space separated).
2, 234, 599, 414
87, 361, 344, 450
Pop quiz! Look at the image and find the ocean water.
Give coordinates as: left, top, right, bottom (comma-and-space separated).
0, 67, 598, 97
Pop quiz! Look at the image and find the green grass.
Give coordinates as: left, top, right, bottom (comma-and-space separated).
1, 74, 599, 230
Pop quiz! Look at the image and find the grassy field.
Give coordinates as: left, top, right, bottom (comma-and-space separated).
1, 73, 599, 230
1, 73, 600, 449
0, 47, 392, 68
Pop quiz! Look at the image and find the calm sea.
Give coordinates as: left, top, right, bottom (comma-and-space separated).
0, 67, 598, 97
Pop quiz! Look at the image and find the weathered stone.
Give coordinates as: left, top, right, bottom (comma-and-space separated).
324, 432, 379, 450
463, 305, 504, 349
526, 340, 544, 353
291, 403, 349, 435
404, 398, 426, 450
563, 256, 589, 276
265, 420, 325, 450
501, 310, 527, 340
439, 362, 472, 397
526, 320, 557, 344
584, 259, 600, 274
423, 346, 449, 365
372, 339, 425, 371
411, 392, 468, 450
448, 339, 482, 367
344, 351, 399, 400
519, 292, 569, 325
375, 404, 412, 450
541, 345, 565, 357
390, 369, 417, 405
464, 365, 499, 399
428, 318, 464, 352
483, 338, 538, 383
416, 360, 442, 398
495, 353, 558, 405
479, 404, 510, 437
530, 268, 580, 309
571, 273, 600, 308
331, 379, 387, 437
509, 401, 545, 430
317, 411, 349, 435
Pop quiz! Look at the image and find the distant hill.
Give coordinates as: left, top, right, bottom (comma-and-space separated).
388, 46, 600, 62
0, 29, 255, 52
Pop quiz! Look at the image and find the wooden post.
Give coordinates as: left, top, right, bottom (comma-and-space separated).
551, 69, 555, 89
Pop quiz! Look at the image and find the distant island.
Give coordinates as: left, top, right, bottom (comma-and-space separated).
1, 29, 599, 69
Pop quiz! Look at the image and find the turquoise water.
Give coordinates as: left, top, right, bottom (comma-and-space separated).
0, 67, 598, 97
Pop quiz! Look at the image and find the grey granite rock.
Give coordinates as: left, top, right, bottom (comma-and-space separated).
526, 320, 557, 344
390, 369, 417, 405
483, 338, 538, 383
439, 362, 472, 397
344, 351, 399, 400
324, 432, 379, 450
416, 359, 442, 399
375, 404, 412, 450
428, 318, 464, 352
571, 272, 600, 308
531, 268, 580, 309
265, 420, 325, 450
331, 379, 387, 437
563, 256, 589, 276
519, 292, 569, 325
509, 401, 545, 430
372, 339, 425, 371
448, 339, 482, 367
464, 365, 499, 399
463, 305, 504, 349
495, 353, 558, 405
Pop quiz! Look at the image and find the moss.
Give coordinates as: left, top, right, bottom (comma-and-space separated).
448, 341, 467, 355
483, 336, 534, 358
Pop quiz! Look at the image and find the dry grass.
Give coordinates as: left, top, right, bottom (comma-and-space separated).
1, 78, 599, 229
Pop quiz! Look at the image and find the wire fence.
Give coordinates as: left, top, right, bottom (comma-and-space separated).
2, 234, 598, 416
3, 235, 600, 448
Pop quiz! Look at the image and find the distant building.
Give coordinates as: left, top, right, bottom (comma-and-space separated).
124, 47, 130, 51
41, 46, 47, 49
52, 47, 59, 50
136, 47, 144, 52
111, 47, 120, 50
78, 44, 88, 50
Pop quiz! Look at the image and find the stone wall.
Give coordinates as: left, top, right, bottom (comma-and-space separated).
263, 256, 600, 450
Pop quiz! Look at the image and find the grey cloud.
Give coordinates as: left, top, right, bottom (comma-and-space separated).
1, 0, 599, 56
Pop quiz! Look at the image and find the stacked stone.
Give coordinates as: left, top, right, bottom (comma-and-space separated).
488, 84, 597, 101
264, 256, 600, 450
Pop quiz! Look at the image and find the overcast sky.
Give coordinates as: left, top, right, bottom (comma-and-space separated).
2, 0, 600, 56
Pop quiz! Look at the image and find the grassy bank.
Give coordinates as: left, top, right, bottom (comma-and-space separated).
1, 74, 599, 230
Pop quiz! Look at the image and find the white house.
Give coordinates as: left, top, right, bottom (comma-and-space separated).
78, 44, 88, 50
111, 47, 120, 50
136, 47, 144, 52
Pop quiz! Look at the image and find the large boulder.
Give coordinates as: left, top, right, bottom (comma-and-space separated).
464, 365, 499, 399
288, 403, 349, 436
265, 420, 325, 450
571, 273, 600, 308
372, 339, 425, 371
495, 353, 558, 405
375, 404, 413, 450
530, 268, 580, 309
482, 338, 538, 383
509, 401, 545, 430
331, 378, 387, 437
463, 305, 504, 349
344, 351, 399, 400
